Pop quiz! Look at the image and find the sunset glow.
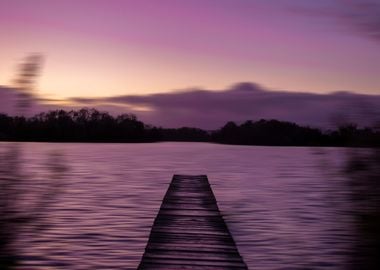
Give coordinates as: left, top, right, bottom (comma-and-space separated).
0, 0, 379, 100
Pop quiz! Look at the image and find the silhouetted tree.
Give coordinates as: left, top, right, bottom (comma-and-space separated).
0, 109, 379, 146
213, 119, 326, 146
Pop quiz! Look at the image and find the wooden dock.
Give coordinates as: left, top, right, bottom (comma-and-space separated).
138, 174, 248, 270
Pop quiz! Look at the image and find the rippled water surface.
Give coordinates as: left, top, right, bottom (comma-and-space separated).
1, 142, 359, 269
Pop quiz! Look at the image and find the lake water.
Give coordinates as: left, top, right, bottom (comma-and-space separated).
0, 142, 368, 269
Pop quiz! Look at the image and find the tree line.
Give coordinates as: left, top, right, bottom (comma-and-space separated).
0, 108, 378, 147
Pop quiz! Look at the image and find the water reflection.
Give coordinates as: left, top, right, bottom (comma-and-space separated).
1, 142, 378, 269
0, 144, 67, 269
345, 148, 380, 269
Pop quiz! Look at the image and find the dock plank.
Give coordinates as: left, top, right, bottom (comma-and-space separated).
138, 175, 248, 269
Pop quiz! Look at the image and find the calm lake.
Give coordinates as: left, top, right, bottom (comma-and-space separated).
0, 142, 369, 269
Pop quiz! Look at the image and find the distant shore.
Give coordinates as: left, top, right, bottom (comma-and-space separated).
1, 108, 379, 147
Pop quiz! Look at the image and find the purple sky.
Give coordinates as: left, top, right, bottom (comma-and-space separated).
0, 0, 379, 127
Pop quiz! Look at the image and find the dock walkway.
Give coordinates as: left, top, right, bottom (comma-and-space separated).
138, 174, 248, 269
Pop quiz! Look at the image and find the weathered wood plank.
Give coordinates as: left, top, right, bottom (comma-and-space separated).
138, 175, 248, 269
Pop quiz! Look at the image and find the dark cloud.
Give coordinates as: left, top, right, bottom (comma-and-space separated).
1, 83, 379, 129
0, 86, 17, 114
119, 83, 380, 128
0, 86, 49, 116
54, 83, 380, 129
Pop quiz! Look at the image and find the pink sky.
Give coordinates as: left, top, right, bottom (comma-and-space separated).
0, 0, 379, 99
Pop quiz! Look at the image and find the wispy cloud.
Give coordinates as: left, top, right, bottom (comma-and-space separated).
288, 0, 380, 42
338, 0, 380, 41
